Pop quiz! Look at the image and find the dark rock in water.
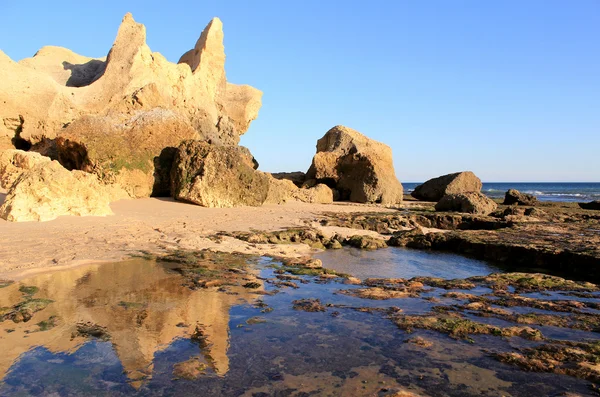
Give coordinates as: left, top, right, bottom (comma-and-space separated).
387, 227, 426, 247
503, 189, 537, 206
435, 192, 497, 215
579, 200, 600, 210
411, 171, 482, 202
292, 298, 326, 312
344, 235, 388, 250
271, 171, 306, 187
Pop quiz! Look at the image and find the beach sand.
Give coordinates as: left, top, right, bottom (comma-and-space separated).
0, 190, 399, 280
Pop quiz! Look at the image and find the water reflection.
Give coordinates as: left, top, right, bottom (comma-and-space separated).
315, 247, 501, 280
0, 259, 261, 388
0, 253, 597, 396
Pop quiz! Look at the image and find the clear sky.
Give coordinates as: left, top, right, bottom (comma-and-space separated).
1, 1, 598, 182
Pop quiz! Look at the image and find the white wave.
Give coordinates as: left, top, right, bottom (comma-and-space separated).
524, 191, 544, 195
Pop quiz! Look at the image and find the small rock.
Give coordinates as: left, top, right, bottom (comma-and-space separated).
503, 189, 537, 206
435, 192, 498, 215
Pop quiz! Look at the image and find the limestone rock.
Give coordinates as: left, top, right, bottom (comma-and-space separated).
0, 13, 262, 186
271, 171, 306, 187
0, 161, 113, 222
503, 189, 537, 206
412, 172, 482, 202
170, 141, 270, 208
305, 125, 403, 204
55, 110, 200, 198
18, 46, 106, 87
0, 149, 51, 189
579, 201, 600, 211
265, 176, 333, 205
435, 192, 498, 215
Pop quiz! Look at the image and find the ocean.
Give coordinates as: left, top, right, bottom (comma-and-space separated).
403, 182, 600, 203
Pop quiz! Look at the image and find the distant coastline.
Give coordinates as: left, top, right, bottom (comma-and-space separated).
403, 182, 600, 202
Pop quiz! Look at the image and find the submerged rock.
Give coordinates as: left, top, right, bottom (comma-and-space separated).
292, 298, 326, 312
503, 189, 538, 206
305, 125, 403, 204
411, 171, 482, 202
435, 192, 497, 215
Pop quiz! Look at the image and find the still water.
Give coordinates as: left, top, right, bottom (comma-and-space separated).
0, 249, 597, 396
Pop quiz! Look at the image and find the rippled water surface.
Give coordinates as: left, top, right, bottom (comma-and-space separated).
0, 251, 597, 396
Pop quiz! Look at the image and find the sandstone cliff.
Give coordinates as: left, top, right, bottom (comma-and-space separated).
0, 14, 262, 197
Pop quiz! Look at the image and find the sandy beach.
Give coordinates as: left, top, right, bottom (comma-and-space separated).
0, 189, 400, 280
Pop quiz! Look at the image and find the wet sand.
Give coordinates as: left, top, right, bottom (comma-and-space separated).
0, 192, 399, 280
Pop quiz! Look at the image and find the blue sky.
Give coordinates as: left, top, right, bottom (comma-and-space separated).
1, 1, 598, 182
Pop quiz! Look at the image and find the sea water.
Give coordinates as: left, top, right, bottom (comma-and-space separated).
404, 182, 600, 202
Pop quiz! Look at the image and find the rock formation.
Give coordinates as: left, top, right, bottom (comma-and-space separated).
503, 189, 538, 206
271, 171, 306, 188
305, 125, 403, 204
171, 140, 270, 208
579, 201, 600, 210
265, 177, 333, 205
411, 171, 482, 202
435, 192, 498, 215
0, 13, 262, 197
0, 149, 51, 189
0, 161, 114, 222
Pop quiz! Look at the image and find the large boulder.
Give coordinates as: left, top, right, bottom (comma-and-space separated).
411, 171, 482, 202
0, 161, 113, 222
0, 149, 51, 189
0, 14, 262, 196
579, 201, 600, 210
503, 189, 537, 206
435, 192, 497, 215
170, 140, 270, 208
305, 125, 403, 204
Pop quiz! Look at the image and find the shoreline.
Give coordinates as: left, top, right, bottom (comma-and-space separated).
0, 195, 400, 280
2, 190, 599, 282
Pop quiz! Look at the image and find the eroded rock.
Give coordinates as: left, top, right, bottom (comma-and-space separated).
411, 171, 482, 202
170, 140, 270, 208
305, 125, 403, 204
435, 192, 497, 215
503, 189, 538, 206
0, 13, 262, 197
265, 176, 333, 205
0, 161, 114, 222
0, 149, 51, 189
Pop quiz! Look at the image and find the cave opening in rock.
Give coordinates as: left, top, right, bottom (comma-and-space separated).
12, 137, 32, 151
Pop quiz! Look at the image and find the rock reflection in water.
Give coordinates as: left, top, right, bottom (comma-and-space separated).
1, 254, 598, 396
0, 259, 261, 388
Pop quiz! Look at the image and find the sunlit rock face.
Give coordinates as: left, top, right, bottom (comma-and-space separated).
305, 125, 404, 205
0, 259, 262, 387
0, 13, 262, 197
